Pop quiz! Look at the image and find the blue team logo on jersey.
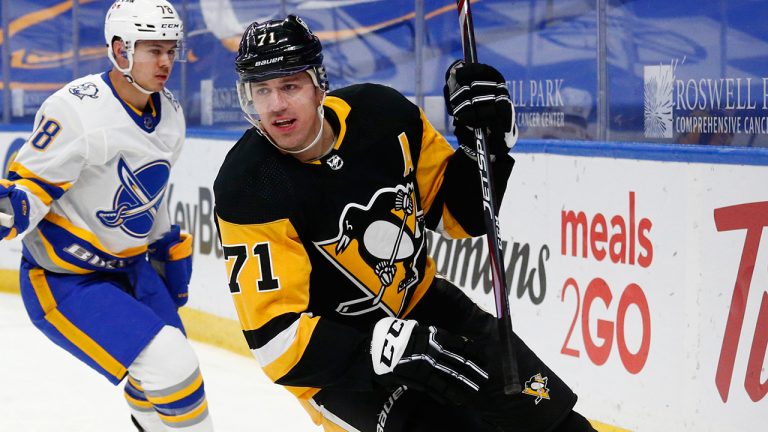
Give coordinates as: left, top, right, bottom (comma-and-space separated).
68, 82, 99, 100
96, 157, 170, 238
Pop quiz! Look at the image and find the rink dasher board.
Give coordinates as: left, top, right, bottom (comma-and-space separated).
1, 131, 767, 431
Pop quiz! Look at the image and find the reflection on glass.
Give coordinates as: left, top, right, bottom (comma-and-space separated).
0, 0, 766, 147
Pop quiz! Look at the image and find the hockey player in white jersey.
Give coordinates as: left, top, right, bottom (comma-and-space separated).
0, 1, 213, 431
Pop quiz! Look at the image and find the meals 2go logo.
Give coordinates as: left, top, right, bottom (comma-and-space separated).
559, 192, 653, 374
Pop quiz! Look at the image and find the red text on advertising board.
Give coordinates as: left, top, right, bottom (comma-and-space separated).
562, 191, 653, 267
559, 191, 653, 374
560, 277, 651, 374
713, 201, 768, 403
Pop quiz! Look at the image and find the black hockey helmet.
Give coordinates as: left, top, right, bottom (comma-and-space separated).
235, 15, 328, 90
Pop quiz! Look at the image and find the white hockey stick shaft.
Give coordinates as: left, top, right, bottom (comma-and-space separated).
0, 212, 14, 228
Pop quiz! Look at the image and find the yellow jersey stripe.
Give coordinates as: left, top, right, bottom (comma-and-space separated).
261, 315, 319, 381
440, 207, 472, 239
37, 229, 93, 274
415, 109, 454, 215
3, 227, 18, 240
285, 385, 320, 399
9, 161, 73, 191
15, 178, 54, 206
44, 212, 148, 257
123, 93, 157, 116
324, 96, 350, 152
401, 259, 436, 318
29, 268, 57, 311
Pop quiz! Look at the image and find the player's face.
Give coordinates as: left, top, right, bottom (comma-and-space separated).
250, 73, 324, 152
131, 40, 178, 92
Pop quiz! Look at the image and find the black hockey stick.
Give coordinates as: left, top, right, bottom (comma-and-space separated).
454, 0, 521, 395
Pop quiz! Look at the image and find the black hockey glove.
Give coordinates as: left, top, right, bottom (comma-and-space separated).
444, 60, 517, 158
369, 317, 489, 406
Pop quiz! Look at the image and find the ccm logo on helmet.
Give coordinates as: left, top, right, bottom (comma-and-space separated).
161, 23, 180, 29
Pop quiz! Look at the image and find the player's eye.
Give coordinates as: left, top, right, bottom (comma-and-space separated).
254, 87, 270, 97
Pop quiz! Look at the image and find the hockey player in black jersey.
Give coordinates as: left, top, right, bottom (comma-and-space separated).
214, 15, 596, 432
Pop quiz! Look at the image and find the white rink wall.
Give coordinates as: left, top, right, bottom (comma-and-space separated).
444, 152, 768, 431
1, 131, 767, 431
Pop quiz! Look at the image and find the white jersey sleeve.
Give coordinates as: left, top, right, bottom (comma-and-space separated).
11, 94, 88, 236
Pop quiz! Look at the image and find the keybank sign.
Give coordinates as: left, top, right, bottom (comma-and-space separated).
643, 59, 768, 139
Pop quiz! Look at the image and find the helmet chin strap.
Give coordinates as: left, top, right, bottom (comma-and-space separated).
109, 48, 155, 95
264, 93, 331, 156
125, 75, 155, 95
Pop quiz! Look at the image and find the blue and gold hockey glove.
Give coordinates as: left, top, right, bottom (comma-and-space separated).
0, 180, 30, 240
370, 317, 489, 406
148, 225, 193, 307
443, 60, 517, 158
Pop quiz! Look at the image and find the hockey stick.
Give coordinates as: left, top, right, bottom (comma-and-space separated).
0, 212, 13, 228
455, 0, 521, 395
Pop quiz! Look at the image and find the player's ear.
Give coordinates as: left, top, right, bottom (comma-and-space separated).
111, 38, 128, 66
315, 87, 326, 105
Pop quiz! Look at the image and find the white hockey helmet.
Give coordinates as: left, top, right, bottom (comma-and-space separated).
104, 0, 185, 93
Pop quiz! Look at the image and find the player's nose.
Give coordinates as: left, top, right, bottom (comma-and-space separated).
158, 53, 173, 68
267, 92, 289, 112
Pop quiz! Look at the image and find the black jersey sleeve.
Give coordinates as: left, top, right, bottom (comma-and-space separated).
437, 149, 514, 237
410, 104, 515, 238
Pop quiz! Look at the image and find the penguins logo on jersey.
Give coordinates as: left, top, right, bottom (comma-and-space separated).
96, 157, 170, 238
314, 183, 425, 317
68, 82, 99, 100
522, 373, 551, 404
